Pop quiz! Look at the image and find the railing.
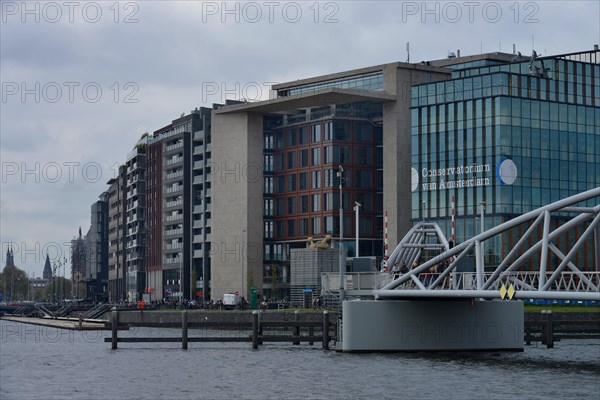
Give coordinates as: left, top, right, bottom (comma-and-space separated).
322, 271, 600, 294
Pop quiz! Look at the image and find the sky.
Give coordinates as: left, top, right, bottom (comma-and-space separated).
1, 0, 599, 278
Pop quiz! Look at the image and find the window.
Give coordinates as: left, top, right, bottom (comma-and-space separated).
264, 133, 273, 149
299, 172, 308, 190
323, 146, 333, 163
356, 123, 372, 141
324, 193, 334, 210
334, 122, 351, 140
334, 146, 350, 163
355, 147, 372, 164
287, 197, 296, 214
299, 218, 308, 236
300, 195, 309, 213
264, 221, 273, 238
324, 169, 334, 187
355, 170, 372, 188
311, 148, 320, 165
264, 155, 273, 172
299, 126, 308, 144
312, 194, 320, 212
264, 176, 273, 194
287, 129, 296, 146
311, 170, 321, 189
264, 199, 273, 216
287, 220, 295, 237
324, 122, 333, 140
287, 151, 296, 168
312, 125, 321, 142
299, 149, 309, 167
275, 176, 284, 193
275, 198, 284, 215
287, 174, 296, 191
312, 217, 321, 235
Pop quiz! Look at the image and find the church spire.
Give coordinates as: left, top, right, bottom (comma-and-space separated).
43, 253, 53, 280
5, 245, 15, 270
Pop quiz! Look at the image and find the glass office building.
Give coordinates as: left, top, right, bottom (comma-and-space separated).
411, 49, 600, 269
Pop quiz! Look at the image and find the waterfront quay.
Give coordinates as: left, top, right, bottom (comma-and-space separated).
2, 306, 598, 351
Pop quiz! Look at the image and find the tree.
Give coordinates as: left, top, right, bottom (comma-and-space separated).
0, 266, 30, 302
45, 277, 73, 303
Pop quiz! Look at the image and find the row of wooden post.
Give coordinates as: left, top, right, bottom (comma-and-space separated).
111, 310, 331, 350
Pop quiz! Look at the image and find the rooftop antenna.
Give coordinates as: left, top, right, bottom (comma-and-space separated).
406, 42, 410, 63
512, 43, 516, 55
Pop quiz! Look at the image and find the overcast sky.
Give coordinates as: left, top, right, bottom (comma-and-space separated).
1, 0, 599, 277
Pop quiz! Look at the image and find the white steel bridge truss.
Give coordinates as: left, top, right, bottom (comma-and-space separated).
374, 187, 600, 301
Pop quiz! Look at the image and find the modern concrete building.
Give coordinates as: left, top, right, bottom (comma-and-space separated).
145, 108, 213, 302
85, 192, 109, 302
211, 61, 451, 301
411, 48, 600, 269
125, 137, 147, 301
107, 166, 127, 302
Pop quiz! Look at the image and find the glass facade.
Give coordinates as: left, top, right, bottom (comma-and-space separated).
262, 103, 384, 298
280, 72, 384, 97
411, 50, 600, 269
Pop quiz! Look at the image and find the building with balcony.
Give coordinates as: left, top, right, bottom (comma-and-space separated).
145, 108, 213, 301
125, 137, 147, 301
107, 166, 127, 302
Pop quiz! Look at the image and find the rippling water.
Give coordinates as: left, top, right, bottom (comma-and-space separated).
1, 320, 599, 400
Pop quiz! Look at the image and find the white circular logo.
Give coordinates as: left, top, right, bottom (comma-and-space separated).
498, 159, 517, 185
411, 167, 419, 192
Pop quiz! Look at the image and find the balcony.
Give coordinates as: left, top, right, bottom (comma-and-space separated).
193, 146, 203, 155
194, 131, 205, 141
165, 214, 183, 222
193, 161, 204, 169
165, 242, 183, 250
164, 228, 183, 237
193, 175, 204, 185
165, 198, 183, 208
165, 141, 183, 152
193, 219, 204, 229
165, 157, 183, 166
166, 185, 182, 194
164, 256, 182, 264
193, 250, 203, 258
193, 205, 203, 214
193, 234, 203, 243
165, 170, 184, 180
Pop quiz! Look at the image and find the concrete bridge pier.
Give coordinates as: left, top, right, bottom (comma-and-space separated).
341, 299, 523, 352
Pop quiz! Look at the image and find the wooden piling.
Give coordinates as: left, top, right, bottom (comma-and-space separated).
293, 311, 300, 345
308, 326, 314, 345
78, 313, 83, 330
541, 310, 547, 345
182, 310, 188, 350
546, 310, 554, 348
322, 311, 329, 350
111, 310, 118, 350
252, 310, 259, 349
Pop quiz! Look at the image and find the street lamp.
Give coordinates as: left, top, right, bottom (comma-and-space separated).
337, 165, 346, 305
478, 201, 486, 263
241, 228, 246, 300
354, 202, 361, 258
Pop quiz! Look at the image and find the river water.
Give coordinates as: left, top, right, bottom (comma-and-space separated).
1, 320, 599, 400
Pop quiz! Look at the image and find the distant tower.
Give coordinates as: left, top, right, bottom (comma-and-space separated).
43, 254, 53, 280
4, 245, 15, 270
